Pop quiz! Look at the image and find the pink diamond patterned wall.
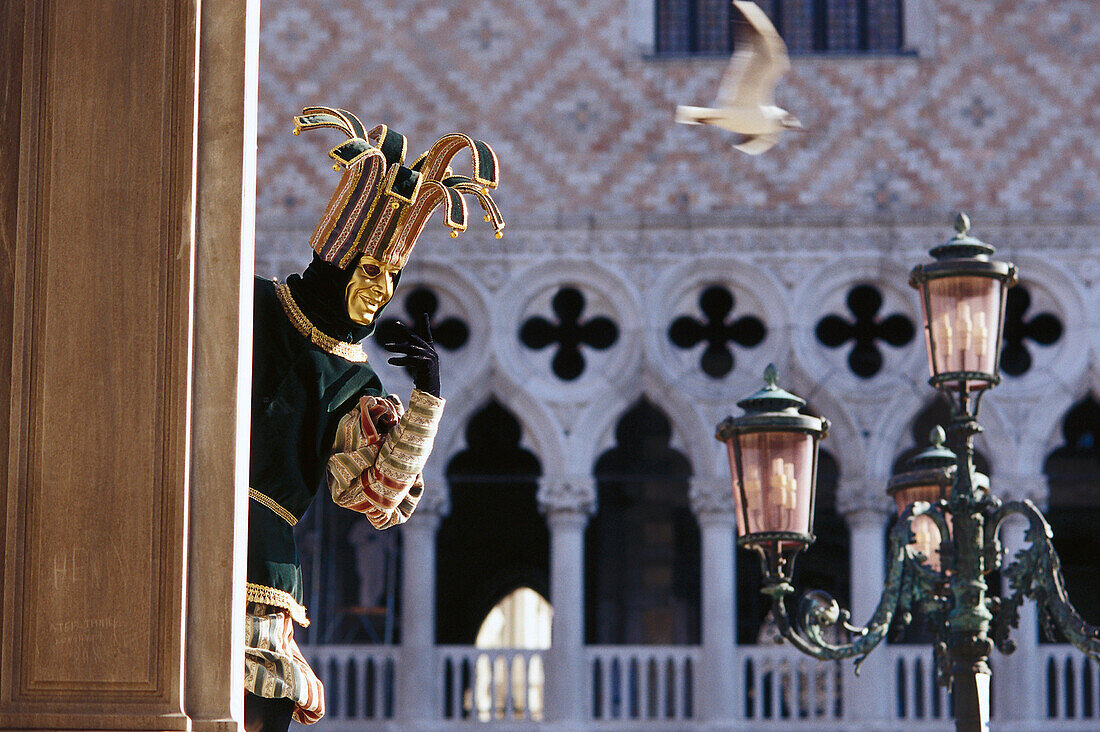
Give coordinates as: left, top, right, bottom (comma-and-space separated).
256, 0, 1098, 233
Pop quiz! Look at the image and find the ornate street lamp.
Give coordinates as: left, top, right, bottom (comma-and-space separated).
718, 214, 1100, 732
715, 364, 829, 595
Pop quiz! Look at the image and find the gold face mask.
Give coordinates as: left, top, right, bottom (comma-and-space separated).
345, 255, 399, 325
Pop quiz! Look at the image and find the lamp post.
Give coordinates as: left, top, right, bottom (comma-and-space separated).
717, 214, 1100, 732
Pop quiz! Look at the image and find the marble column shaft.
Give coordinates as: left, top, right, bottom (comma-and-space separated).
538, 477, 594, 724
692, 477, 739, 724
398, 490, 446, 725
844, 505, 891, 722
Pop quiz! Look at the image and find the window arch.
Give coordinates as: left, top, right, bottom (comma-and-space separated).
437, 400, 548, 644
585, 398, 700, 645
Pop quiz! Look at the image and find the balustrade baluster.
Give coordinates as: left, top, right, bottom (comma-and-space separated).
353, 656, 365, 720
825, 662, 839, 718
503, 653, 515, 719
768, 663, 781, 718
331, 656, 345, 719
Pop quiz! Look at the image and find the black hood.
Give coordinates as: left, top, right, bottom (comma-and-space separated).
284, 253, 399, 344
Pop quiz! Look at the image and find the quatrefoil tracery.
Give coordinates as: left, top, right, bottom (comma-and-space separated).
519, 287, 619, 381
668, 286, 766, 379
815, 284, 915, 379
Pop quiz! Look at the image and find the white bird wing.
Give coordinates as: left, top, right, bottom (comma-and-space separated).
714, 1, 790, 109
733, 133, 779, 155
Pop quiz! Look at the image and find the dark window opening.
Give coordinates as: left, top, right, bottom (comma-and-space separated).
586, 398, 700, 644
655, 0, 905, 56
437, 400, 548, 644
1043, 395, 1100, 640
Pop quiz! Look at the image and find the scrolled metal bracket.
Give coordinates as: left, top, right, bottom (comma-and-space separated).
764, 506, 937, 672
986, 499, 1100, 661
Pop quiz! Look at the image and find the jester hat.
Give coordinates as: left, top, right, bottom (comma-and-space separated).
293, 106, 504, 271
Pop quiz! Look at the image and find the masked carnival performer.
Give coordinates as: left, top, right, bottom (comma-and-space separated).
246, 107, 504, 732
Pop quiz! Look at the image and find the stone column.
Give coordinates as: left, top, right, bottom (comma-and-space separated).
185, 1, 259, 730
690, 476, 739, 725
842, 503, 891, 722
993, 511, 1040, 722
1, 3, 256, 730
538, 477, 595, 725
398, 475, 449, 727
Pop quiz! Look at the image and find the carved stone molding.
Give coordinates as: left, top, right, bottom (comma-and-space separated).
843, 506, 893, 533
417, 469, 452, 519
537, 475, 596, 518
690, 476, 736, 519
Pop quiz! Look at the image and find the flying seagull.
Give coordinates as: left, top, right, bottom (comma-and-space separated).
675, 0, 802, 155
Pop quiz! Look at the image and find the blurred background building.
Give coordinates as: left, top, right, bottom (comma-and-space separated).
252, 0, 1100, 728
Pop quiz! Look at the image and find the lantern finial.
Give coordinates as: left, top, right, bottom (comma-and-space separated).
764, 363, 778, 388
954, 212, 971, 236
930, 425, 946, 448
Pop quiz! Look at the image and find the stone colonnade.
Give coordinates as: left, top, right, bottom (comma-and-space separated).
394, 472, 1043, 725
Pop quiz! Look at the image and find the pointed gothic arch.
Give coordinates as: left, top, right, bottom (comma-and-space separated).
585, 397, 700, 645
436, 399, 548, 644
1043, 395, 1100, 633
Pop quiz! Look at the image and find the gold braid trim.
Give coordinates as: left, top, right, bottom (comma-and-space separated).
249, 488, 298, 527
246, 583, 310, 627
275, 282, 368, 363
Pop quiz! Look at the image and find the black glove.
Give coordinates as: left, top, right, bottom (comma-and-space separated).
382, 313, 441, 397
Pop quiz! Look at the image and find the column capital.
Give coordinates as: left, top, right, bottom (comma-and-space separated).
841, 503, 892, 532
689, 476, 736, 520
416, 468, 451, 519
537, 475, 596, 519
837, 477, 893, 524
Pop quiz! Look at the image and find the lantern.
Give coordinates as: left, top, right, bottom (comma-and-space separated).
716, 364, 829, 588
909, 213, 1018, 394
886, 425, 988, 573
887, 426, 956, 572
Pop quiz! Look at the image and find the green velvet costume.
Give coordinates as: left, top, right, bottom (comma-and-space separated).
248, 256, 393, 623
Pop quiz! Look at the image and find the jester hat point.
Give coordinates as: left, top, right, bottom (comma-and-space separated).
293, 106, 505, 271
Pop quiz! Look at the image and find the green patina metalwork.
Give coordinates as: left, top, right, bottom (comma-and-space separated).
758, 502, 946, 670
987, 499, 1100, 662
731, 215, 1100, 732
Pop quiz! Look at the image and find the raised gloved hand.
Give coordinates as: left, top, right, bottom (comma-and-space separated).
382, 313, 441, 397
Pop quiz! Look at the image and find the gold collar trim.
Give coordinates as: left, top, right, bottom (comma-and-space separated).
275, 282, 368, 363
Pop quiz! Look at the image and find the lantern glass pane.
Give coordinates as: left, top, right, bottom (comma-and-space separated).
731, 431, 815, 537
893, 483, 946, 515
921, 275, 1003, 385
909, 514, 946, 573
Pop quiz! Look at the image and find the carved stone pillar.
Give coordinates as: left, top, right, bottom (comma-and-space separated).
1, 2, 257, 730
537, 476, 595, 724
690, 476, 739, 723
992, 510, 1040, 722
842, 502, 891, 722
398, 472, 449, 726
